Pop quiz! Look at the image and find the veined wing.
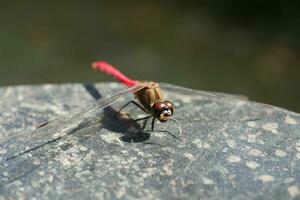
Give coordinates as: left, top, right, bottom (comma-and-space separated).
0, 84, 144, 162
159, 83, 248, 102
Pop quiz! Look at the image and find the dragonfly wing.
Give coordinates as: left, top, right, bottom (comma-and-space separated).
159, 83, 248, 103
1, 84, 144, 162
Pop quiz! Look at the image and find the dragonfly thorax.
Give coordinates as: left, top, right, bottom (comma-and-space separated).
134, 81, 164, 110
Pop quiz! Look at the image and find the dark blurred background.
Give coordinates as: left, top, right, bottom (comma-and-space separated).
0, 1, 299, 112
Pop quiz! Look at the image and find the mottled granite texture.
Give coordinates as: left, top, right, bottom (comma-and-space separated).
0, 83, 299, 200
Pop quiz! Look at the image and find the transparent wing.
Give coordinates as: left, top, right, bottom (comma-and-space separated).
0, 84, 144, 162
159, 83, 248, 102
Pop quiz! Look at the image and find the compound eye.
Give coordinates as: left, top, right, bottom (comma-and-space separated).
152, 102, 165, 112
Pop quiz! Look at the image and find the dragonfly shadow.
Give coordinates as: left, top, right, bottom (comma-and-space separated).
83, 83, 150, 143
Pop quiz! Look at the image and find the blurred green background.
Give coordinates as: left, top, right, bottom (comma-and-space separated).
0, 1, 299, 112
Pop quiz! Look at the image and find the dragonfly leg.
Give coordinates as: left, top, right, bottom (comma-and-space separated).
115, 100, 148, 117
133, 115, 152, 130
151, 117, 155, 131
158, 130, 182, 142
142, 117, 150, 129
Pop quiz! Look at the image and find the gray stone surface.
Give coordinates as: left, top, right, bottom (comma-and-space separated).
0, 83, 300, 200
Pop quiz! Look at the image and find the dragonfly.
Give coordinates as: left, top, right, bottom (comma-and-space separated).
0, 61, 247, 185
91, 61, 182, 134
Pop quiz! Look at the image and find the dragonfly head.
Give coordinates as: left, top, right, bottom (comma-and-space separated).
151, 100, 174, 122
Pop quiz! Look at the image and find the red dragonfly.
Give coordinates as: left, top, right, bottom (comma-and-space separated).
1, 61, 244, 163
